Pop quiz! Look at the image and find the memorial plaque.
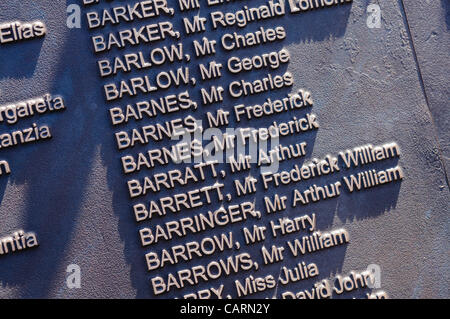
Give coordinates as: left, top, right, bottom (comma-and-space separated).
0, 0, 448, 300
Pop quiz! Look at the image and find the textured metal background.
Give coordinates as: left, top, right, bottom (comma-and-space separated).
0, 0, 448, 298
